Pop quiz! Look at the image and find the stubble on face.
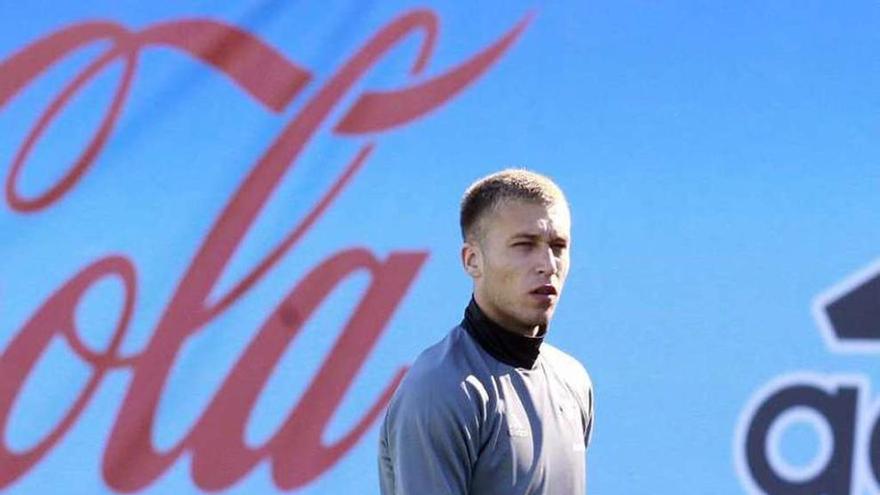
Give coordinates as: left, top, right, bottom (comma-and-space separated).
471, 199, 571, 337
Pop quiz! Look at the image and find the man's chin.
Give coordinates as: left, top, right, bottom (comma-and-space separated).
524, 309, 554, 329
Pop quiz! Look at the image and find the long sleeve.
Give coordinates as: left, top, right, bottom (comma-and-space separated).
378, 369, 483, 495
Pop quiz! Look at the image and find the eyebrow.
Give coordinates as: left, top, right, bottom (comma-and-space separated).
509, 232, 569, 243
510, 233, 539, 240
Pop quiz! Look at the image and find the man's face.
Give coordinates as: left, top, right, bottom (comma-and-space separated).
464, 199, 571, 336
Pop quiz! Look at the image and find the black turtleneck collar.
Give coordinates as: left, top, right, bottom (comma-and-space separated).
461, 297, 545, 369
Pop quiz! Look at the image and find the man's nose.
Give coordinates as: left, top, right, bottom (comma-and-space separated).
536, 246, 558, 276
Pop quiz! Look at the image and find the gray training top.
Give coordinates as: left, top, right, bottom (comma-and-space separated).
379, 299, 594, 494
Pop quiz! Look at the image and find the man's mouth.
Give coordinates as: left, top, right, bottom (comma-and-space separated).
530, 285, 558, 296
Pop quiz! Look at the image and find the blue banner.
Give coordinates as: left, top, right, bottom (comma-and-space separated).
1, 1, 879, 494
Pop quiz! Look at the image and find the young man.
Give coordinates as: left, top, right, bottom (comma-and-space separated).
378, 169, 594, 494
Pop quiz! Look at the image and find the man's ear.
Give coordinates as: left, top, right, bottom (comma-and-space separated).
461, 242, 483, 278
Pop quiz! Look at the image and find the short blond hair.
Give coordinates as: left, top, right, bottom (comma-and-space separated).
460, 168, 567, 242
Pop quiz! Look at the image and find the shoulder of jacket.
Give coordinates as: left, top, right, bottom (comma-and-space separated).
397, 326, 492, 408
541, 342, 593, 391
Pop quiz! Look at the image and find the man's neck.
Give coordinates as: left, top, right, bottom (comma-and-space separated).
461, 297, 544, 369
472, 292, 541, 337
